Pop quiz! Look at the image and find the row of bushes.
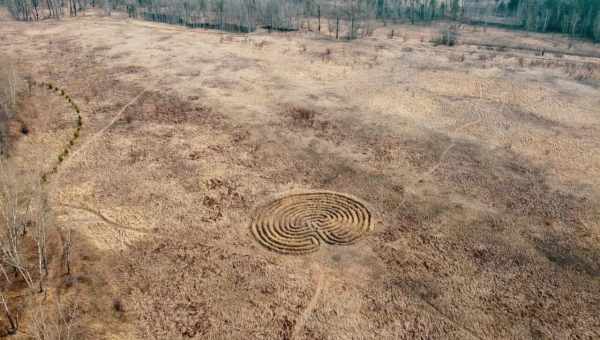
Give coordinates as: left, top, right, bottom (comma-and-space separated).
29, 81, 83, 182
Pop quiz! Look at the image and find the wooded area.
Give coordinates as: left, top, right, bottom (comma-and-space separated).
2, 0, 599, 41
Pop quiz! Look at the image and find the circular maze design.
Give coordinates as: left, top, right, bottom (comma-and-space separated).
251, 192, 373, 255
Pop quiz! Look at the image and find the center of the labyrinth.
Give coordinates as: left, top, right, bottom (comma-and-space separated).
250, 192, 374, 255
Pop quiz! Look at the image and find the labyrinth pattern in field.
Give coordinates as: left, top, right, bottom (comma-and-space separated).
251, 192, 373, 255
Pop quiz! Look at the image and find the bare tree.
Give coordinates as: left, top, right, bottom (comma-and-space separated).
0, 163, 35, 290
0, 63, 18, 119
0, 109, 7, 157
61, 226, 73, 276
30, 299, 80, 340
46, 0, 61, 19
0, 290, 18, 335
104, 0, 111, 16
31, 189, 49, 293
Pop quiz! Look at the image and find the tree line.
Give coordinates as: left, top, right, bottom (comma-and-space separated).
129, 0, 461, 38
501, 0, 600, 41
2, 0, 599, 41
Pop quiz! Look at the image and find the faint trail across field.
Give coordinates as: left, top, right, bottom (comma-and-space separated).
63, 89, 147, 166
422, 115, 483, 179
291, 266, 326, 339
60, 203, 149, 234
418, 295, 486, 340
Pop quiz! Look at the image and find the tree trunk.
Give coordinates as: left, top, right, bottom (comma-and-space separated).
318, 5, 320, 32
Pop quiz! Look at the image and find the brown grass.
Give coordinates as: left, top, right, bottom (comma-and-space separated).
1, 11, 599, 340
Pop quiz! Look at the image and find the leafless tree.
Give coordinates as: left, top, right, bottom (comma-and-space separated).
46, 0, 61, 18
0, 290, 18, 335
0, 163, 35, 290
61, 226, 73, 276
31, 189, 49, 293
104, 0, 111, 16
0, 63, 18, 119
0, 110, 7, 157
30, 299, 80, 340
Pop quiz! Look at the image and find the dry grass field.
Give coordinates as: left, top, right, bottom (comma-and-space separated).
1, 8, 600, 340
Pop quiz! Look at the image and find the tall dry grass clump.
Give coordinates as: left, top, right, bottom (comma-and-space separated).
0, 62, 19, 119
0, 61, 21, 156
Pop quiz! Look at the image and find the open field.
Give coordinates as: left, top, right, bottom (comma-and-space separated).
1, 9, 600, 339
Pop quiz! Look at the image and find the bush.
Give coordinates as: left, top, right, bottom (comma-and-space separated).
431, 26, 458, 47
448, 53, 465, 62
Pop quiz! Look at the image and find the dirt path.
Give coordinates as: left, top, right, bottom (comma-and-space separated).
63, 89, 147, 166
291, 266, 326, 339
418, 296, 486, 340
59, 203, 149, 234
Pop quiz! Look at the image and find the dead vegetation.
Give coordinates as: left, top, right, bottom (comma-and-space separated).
431, 26, 458, 47
0, 11, 599, 340
0, 160, 81, 337
0, 61, 19, 156
284, 105, 319, 128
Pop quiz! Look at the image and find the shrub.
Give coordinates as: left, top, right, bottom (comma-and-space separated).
286, 105, 318, 127
112, 298, 124, 313
448, 54, 465, 62
431, 26, 458, 47
564, 63, 594, 81
321, 48, 333, 62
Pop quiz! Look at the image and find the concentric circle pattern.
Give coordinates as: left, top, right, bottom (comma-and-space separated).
251, 192, 373, 255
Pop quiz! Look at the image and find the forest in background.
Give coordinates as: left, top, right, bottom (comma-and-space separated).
2, 0, 600, 41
